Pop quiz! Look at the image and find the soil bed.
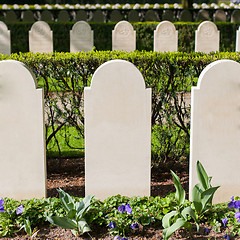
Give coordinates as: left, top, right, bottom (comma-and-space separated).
3, 158, 229, 239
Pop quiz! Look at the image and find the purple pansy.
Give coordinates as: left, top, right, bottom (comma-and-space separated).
224, 234, 230, 240
235, 211, 240, 222
16, 205, 24, 215
108, 221, 116, 229
118, 204, 125, 213
130, 222, 139, 230
0, 199, 5, 213
228, 196, 240, 209
222, 217, 228, 227
204, 227, 210, 234
125, 204, 132, 214
114, 236, 121, 240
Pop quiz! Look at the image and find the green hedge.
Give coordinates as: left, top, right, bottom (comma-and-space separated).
1, 51, 240, 167
7, 22, 240, 53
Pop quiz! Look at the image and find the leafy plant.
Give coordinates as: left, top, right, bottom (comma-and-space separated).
162, 161, 219, 240
22, 218, 39, 240
46, 188, 93, 237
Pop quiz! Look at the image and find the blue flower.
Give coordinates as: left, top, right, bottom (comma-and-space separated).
235, 200, 240, 209
108, 221, 116, 229
114, 236, 121, 240
122, 238, 128, 240
130, 222, 139, 229
125, 204, 132, 214
0, 199, 5, 213
228, 196, 240, 209
204, 227, 210, 233
118, 204, 125, 213
224, 234, 230, 240
222, 217, 228, 227
235, 211, 240, 222
16, 205, 24, 215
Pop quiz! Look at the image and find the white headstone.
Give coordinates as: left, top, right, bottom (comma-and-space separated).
85, 59, 151, 200
195, 21, 219, 53
70, 21, 93, 52
112, 21, 136, 52
190, 60, 240, 204
154, 21, 178, 52
0, 60, 46, 200
236, 27, 240, 51
29, 21, 53, 53
0, 21, 10, 55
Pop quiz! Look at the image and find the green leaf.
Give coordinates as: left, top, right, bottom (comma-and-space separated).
170, 170, 185, 205
67, 209, 77, 219
192, 183, 203, 214
163, 218, 186, 240
76, 195, 93, 220
181, 206, 197, 224
162, 210, 178, 229
46, 216, 77, 230
196, 161, 210, 190
78, 219, 91, 234
201, 186, 220, 213
23, 218, 32, 236
57, 188, 75, 213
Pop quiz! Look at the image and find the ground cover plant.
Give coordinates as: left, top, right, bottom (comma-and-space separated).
0, 161, 240, 239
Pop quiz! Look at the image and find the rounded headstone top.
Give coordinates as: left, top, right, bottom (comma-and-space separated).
155, 21, 176, 36
0, 21, 8, 31
114, 20, 134, 31
31, 21, 51, 31
197, 21, 218, 37
90, 59, 146, 90
72, 21, 91, 33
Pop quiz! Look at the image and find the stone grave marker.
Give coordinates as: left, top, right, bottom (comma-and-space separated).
5, 10, 18, 23
58, 10, 70, 22
197, 9, 210, 21
110, 10, 123, 22
154, 21, 178, 52
92, 10, 104, 22
0, 60, 46, 200
70, 21, 93, 52
76, 10, 88, 21
236, 27, 240, 51
231, 10, 240, 23
22, 10, 35, 22
162, 10, 174, 22
190, 60, 240, 203
40, 10, 54, 22
180, 9, 192, 22
112, 20, 136, 52
213, 10, 226, 22
145, 10, 159, 21
195, 21, 219, 53
84, 59, 151, 200
29, 21, 53, 53
0, 21, 10, 55
128, 10, 139, 22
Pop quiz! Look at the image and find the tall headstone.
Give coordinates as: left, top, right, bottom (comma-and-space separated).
22, 10, 35, 22
128, 10, 140, 22
29, 21, 53, 53
58, 10, 70, 22
5, 10, 18, 23
70, 21, 93, 52
236, 27, 240, 52
0, 21, 10, 55
0, 60, 46, 200
180, 9, 192, 22
213, 10, 226, 22
110, 10, 123, 22
112, 21, 136, 52
76, 10, 88, 21
162, 10, 174, 22
92, 10, 104, 22
231, 10, 240, 23
40, 10, 54, 22
85, 59, 151, 200
154, 21, 178, 52
197, 9, 210, 21
190, 60, 240, 203
195, 21, 219, 53
145, 10, 159, 21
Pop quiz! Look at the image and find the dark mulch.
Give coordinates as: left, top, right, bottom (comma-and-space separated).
3, 158, 229, 239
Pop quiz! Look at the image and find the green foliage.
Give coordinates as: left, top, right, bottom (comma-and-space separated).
162, 161, 219, 240
46, 188, 93, 236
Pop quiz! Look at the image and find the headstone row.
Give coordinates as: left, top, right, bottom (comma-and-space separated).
3, 9, 240, 23
1, 20, 240, 54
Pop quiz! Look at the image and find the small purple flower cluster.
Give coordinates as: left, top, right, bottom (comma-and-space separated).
118, 204, 132, 214
0, 198, 5, 212
16, 205, 24, 215
114, 236, 128, 240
